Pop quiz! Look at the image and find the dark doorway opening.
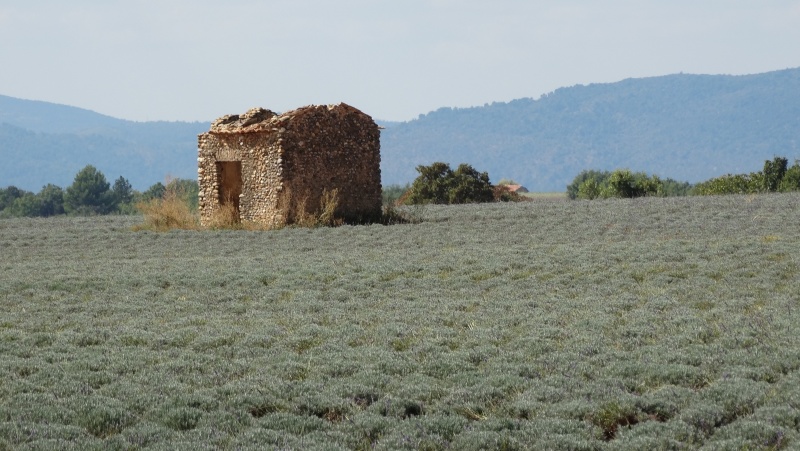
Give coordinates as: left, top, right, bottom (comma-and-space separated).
216, 161, 242, 218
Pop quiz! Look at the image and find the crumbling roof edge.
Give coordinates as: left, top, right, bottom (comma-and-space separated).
204, 103, 375, 134
204, 128, 277, 136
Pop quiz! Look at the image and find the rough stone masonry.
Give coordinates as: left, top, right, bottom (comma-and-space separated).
197, 103, 382, 228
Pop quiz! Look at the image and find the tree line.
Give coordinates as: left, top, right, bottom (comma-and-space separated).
2, 161, 509, 219
7, 156, 795, 219
0, 165, 198, 218
567, 156, 800, 200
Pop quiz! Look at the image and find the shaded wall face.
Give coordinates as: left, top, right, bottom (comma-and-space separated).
280, 108, 382, 221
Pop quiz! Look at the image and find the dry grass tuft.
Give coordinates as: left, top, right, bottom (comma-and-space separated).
137, 186, 349, 232
314, 188, 342, 227
134, 184, 199, 231
280, 188, 343, 228
296, 188, 343, 227
205, 202, 240, 230
205, 201, 274, 231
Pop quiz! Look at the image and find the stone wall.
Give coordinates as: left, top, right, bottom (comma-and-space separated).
197, 104, 382, 227
280, 104, 382, 222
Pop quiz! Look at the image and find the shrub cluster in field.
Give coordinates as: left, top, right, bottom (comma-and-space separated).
693, 156, 800, 195
568, 156, 800, 200
2, 193, 800, 448
401, 162, 524, 205
567, 169, 692, 200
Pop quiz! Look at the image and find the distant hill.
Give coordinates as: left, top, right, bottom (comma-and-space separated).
0, 95, 127, 134
0, 95, 208, 191
2, 67, 800, 192
380, 67, 800, 191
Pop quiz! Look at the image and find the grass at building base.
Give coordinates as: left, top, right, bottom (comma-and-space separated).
1, 194, 799, 449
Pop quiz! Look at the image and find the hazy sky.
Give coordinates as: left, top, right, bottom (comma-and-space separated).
2, 1, 799, 122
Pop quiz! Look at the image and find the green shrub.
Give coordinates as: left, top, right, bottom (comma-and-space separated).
577, 177, 604, 200
608, 169, 662, 198
779, 161, 800, 192
567, 169, 685, 199
693, 173, 759, 195
404, 162, 495, 204
566, 170, 612, 200
693, 156, 799, 195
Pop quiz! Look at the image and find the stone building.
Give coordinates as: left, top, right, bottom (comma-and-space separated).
197, 103, 382, 227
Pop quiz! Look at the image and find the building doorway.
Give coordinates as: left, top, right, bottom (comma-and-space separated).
216, 161, 242, 217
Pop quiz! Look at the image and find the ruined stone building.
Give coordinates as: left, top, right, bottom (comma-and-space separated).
197, 103, 382, 227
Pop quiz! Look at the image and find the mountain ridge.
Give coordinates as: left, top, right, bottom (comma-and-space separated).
380, 68, 800, 190
0, 94, 145, 135
2, 67, 799, 192
0, 94, 209, 190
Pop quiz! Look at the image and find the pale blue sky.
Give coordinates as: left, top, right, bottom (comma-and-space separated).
2, 1, 798, 122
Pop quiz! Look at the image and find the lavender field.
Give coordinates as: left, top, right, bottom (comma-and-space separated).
1, 194, 799, 449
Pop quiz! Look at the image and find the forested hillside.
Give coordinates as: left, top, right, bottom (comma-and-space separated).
2, 67, 799, 192
0, 95, 207, 191
380, 68, 800, 191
